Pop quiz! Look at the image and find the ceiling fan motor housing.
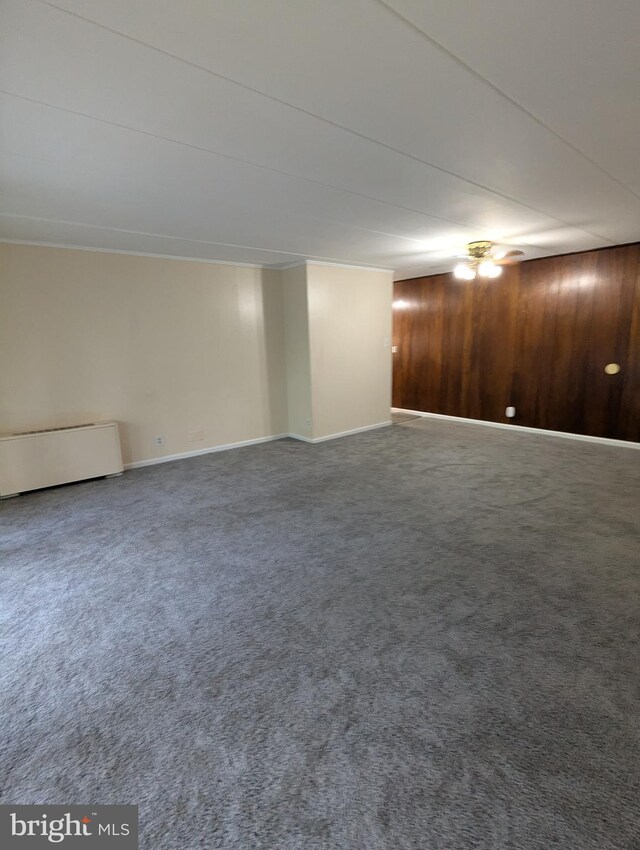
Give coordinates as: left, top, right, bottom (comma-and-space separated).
466, 240, 493, 260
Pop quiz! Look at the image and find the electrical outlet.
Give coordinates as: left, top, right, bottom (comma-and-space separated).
154, 435, 164, 447
306, 418, 312, 429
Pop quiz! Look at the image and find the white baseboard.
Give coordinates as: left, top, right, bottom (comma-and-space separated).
392, 408, 640, 450
124, 433, 288, 469
123, 421, 393, 469
288, 420, 392, 444
119, 411, 638, 471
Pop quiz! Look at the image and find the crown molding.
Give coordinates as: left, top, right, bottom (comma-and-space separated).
0, 239, 268, 269
0, 239, 395, 274
274, 259, 393, 273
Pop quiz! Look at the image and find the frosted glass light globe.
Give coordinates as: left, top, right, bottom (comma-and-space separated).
454, 263, 476, 280
478, 260, 502, 278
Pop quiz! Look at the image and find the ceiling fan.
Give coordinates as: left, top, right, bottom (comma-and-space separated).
453, 241, 524, 280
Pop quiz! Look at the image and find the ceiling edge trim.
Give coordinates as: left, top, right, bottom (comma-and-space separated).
0, 239, 397, 274
276, 259, 393, 273
0, 239, 269, 269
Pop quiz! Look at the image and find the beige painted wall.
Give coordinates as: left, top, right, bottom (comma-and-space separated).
0, 246, 393, 465
281, 264, 313, 439
306, 264, 393, 439
0, 244, 287, 465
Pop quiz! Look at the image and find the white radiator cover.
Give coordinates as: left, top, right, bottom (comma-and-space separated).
0, 420, 123, 497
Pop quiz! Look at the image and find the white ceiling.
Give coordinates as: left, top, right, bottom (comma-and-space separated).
2, 0, 639, 278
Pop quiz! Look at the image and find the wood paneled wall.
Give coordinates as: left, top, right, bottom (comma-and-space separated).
392, 243, 640, 442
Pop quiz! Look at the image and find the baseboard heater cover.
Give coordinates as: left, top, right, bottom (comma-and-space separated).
0, 420, 123, 497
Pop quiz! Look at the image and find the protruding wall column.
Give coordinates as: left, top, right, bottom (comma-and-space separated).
281, 263, 393, 442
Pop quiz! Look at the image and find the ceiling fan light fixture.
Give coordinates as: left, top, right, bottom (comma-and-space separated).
454, 263, 476, 280
452, 242, 520, 280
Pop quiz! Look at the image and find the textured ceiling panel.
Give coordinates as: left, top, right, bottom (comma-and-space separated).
1, 0, 638, 275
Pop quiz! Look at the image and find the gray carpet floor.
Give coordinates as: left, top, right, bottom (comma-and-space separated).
1, 418, 640, 849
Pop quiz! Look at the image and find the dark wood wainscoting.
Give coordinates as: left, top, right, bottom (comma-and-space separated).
392, 243, 640, 442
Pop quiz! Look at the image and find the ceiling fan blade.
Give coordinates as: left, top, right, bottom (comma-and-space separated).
495, 249, 525, 265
